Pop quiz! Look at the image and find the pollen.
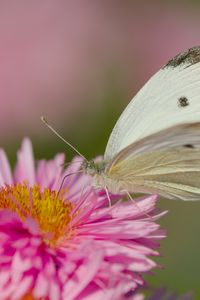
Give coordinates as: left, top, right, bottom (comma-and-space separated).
0, 183, 73, 247
21, 293, 41, 300
20, 293, 46, 300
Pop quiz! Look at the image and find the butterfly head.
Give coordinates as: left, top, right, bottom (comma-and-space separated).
81, 159, 107, 176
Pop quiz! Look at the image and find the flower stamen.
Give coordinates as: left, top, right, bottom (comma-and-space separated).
0, 183, 73, 246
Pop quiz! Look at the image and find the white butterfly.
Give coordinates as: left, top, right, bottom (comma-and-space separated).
42, 46, 200, 201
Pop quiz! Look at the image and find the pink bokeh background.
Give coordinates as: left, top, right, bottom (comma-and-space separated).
0, 1, 200, 139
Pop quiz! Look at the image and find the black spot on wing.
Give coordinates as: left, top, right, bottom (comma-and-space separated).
164, 46, 200, 69
178, 96, 189, 107
184, 144, 194, 148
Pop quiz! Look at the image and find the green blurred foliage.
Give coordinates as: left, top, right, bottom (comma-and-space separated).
146, 198, 200, 300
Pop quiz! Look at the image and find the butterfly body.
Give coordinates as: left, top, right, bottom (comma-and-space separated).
82, 159, 122, 193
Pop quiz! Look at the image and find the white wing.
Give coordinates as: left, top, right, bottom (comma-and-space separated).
105, 123, 200, 200
104, 46, 200, 161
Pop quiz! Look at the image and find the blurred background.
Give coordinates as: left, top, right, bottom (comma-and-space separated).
1, 0, 200, 298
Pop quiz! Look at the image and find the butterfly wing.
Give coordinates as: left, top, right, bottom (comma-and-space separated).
104, 46, 200, 161
105, 123, 200, 200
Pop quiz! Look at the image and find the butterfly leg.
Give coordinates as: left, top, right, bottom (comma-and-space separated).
105, 186, 112, 207
93, 185, 112, 207
123, 190, 151, 219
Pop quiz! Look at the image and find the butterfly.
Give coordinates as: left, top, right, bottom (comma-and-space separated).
42, 46, 200, 201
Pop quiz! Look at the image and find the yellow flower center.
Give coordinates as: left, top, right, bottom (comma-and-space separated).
21, 293, 43, 300
21, 293, 47, 300
0, 183, 73, 247
20, 292, 46, 300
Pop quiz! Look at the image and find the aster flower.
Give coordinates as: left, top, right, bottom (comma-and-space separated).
0, 138, 166, 300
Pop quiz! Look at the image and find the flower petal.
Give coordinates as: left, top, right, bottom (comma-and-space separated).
14, 138, 36, 185
0, 149, 13, 185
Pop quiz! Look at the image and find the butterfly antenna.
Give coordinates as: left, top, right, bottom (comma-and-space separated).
41, 116, 88, 161
60, 160, 83, 168
58, 171, 83, 195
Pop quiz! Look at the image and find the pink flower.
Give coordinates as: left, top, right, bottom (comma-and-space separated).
0, 138, 166, 300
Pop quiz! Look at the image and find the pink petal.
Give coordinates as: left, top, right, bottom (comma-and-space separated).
63, 250, 103, 300
14, 138, 36, 185
0, 149, 13, 185
33, 273, 49, 298
12, 276, 33, 300
49, 280, 61, 300
0, 171, 6, 187
0, 271, 10, 288
36, 153, 65, 190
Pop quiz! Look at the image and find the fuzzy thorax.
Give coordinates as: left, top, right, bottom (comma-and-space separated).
82, 159, 123, 194
81, 159, 107, 176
